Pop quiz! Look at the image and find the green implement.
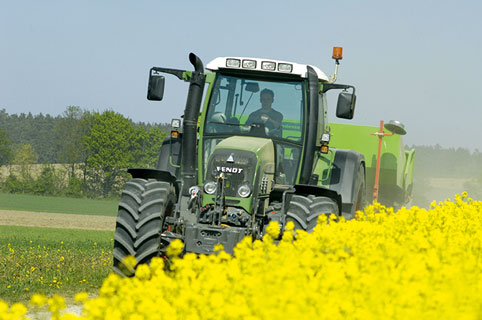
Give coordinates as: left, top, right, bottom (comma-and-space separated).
329, 122, 415, 208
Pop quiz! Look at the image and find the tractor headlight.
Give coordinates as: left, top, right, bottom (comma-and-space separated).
204, 181, 217, 195
237, 183, 252, 198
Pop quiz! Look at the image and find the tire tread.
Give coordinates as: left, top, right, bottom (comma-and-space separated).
113, 178, 175, 277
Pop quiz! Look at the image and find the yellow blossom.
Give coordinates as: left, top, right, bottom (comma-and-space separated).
166, 239, 184, 257
266, 220, 281, 239
48, 294, 66, 314
30, 293, 47, 307
135, 264, 151, 280
5, 194, 482, 320
75, 292, 89, 303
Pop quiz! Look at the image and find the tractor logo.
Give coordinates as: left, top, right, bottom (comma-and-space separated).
227, 154, 234, 163
216, 166, 243, 174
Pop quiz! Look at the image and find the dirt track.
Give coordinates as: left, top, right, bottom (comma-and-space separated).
0, 210, 116, 231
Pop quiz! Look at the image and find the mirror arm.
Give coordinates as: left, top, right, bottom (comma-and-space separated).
150, 67, 187, 81
321, 83, 355, 95
322, 83, 356, 107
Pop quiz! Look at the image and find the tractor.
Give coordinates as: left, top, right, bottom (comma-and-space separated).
113, 48, 414, 276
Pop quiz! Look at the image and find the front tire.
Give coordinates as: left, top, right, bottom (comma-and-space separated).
113, 178, 175, 276
286, 195, 339, 232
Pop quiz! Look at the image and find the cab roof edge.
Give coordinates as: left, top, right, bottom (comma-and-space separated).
206, 57, 329, 81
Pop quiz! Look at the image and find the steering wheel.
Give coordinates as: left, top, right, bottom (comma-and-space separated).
259, 114, 282, 137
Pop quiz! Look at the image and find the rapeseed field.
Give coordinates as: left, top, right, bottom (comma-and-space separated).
2, 193, 482, 319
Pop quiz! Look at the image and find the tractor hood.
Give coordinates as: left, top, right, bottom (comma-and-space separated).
215, 136, 275, 155
204, 136, 275, 202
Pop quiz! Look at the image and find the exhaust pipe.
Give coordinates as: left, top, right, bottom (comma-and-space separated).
189, 53, 204, 73
181, 53, 206, 195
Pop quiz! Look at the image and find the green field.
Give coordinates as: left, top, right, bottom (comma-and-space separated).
0, 192, 118, 216
0, 225, 114, 304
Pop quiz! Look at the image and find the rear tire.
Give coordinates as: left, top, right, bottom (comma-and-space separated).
286, 195, 339, 232
113, 178, 175, 277
347, 164, 366, 220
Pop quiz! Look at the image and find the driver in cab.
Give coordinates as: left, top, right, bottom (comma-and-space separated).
246, 89, 283, 135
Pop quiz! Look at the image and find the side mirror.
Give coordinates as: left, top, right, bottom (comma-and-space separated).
336, 91, 356, 119
147, 71, 165, 101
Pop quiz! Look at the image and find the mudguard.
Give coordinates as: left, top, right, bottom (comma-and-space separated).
270, 184, 342, 217
292, 184, 342, 213
156, 136, 182, 178
328, 149, 365, 215
127, 168, 179, 196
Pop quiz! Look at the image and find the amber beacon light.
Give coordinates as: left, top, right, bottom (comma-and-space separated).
332, 47, 343, 60
329, 47, 343, 83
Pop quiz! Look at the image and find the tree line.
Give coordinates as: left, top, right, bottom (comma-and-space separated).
0, 107, 169, 198
412, 144, 482, 178
1, 107, 482, 202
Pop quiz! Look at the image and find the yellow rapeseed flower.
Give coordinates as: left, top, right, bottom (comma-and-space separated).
166, 239, 184, 257
135, 264, 151, 280
0, 300, 9, 314
266, 220, 281, 239
75, 292, 89, 303
213, 243, 224, 252
10, 302, 28, 318
7, 194, 482, 319
30, 293, 47, 307
48, 295, 66, 314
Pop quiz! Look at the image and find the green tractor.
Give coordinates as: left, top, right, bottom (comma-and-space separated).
113, 48, 414, 275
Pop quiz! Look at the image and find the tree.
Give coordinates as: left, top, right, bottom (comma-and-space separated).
83, 111, 136, 197
32, 165, 65, 196
132, 126, 167, 168
13, 144, 39, 164
5, 144, 40, 193
0, 109, 60, 163
0, 128, 12, 165
33, 112, 58, 163
55, 106, 86, 178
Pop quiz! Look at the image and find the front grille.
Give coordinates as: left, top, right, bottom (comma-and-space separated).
205, 150, 257, 197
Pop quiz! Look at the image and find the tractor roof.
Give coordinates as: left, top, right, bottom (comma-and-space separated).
206, 57, 329, 81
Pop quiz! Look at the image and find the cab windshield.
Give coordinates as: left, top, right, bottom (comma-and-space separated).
204, 74, 304, 141
203, 74, 305, 185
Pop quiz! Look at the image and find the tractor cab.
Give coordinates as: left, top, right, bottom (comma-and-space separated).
195, 57, 342, 220
200, 63, 308, 186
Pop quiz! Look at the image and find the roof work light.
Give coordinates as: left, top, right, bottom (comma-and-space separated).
278, 63, 293, 73
261, 61, 276, 71
242, 59, 257, 69
226, 59, 241, 68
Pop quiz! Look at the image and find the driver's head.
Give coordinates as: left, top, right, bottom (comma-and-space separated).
260, 89, 274, 109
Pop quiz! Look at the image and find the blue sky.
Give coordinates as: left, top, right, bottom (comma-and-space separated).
1, 0, 481, 150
